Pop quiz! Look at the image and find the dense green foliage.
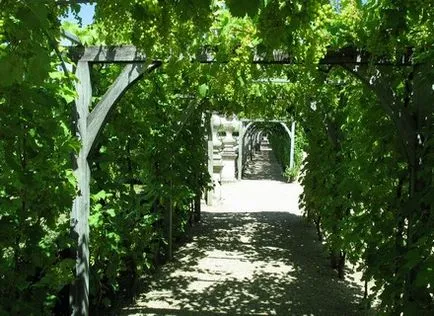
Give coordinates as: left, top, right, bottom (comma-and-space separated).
299, 64, 433, 312
86, 67, 209, 310
0, 2, 78, 314
266, 123, 305, 182
0, 0, 433, 314
1, 1, 211, 313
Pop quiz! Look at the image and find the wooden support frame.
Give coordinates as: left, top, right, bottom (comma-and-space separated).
237, 124, 244, 180
71, 45, 147, 63
72, 45, 415, 67
67, 44, 418, 315
206, 114, 214, 206
70, 46, 161, 316
196, 46, 414, 66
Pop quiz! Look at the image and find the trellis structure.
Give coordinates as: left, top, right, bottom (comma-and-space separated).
69, 42, 427, 315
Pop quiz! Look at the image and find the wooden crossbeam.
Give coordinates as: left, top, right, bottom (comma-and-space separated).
196, 46, 414, 66
72, 45, 148, 63
70, 45, 413, 66
241, 118, 287, 123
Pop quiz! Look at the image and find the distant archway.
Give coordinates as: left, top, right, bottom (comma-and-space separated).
238, 120, 295, 180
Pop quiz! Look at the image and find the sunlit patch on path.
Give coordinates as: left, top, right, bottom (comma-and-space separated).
122, 149, 366, 315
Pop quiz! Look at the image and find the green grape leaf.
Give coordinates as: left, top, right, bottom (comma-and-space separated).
198, 83, 209, 98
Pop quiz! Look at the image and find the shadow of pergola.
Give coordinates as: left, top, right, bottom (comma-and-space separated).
122, 212, 366, 315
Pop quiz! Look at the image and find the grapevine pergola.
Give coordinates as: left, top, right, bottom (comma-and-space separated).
69, 40, 424, 315
3, 1, 434, 315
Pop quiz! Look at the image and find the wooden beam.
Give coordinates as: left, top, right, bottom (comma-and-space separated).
279, 122, 292, 141
289, 121, 295, 169
62, 30, 82, 45
76, 46, 148, 63
237, 125, 244, 180
70, 53, 160, 315
196, 46, 414, 66
206, 113, 214, 205
241, 118, 287, 123
69, 45, 413, 66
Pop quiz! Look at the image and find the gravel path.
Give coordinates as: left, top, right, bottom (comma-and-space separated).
122, 146, 367, 315
242, 145, 286, 182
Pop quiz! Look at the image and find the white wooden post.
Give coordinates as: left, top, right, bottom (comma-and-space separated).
237, 124, 244, 180
290, 121, 296, 169
206, 113, 214, 205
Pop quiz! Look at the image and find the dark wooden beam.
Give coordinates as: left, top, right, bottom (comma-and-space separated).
70, 45, 413, 66
196, 46, 414, 66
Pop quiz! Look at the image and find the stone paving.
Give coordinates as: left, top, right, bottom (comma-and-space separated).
122, 146, 368, 316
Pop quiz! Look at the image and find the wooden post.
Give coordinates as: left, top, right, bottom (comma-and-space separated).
194, 193, 201, 222
69, 46, 158, 315
206, 138, 214, 205
70, 61, 91, 316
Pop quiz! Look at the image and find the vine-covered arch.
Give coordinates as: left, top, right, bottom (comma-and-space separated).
238, 119, 295, 180
2, 1, 433, 314
67, 41, 430, 315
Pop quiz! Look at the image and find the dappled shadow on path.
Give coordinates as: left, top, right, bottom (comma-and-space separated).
122, 212, 365, 315
243, 148, 285, 182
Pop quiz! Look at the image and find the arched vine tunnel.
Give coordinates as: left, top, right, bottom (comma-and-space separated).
1, 2, 433, 316
238, 120, 296, 180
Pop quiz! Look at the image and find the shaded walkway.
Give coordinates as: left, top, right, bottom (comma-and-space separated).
122, 146, 367, 315
242, 143, 285, 181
